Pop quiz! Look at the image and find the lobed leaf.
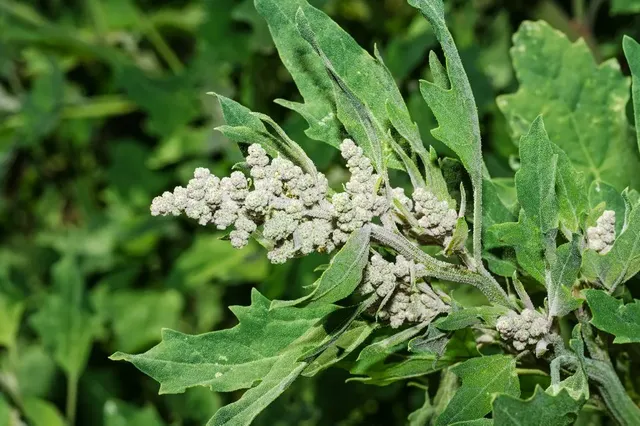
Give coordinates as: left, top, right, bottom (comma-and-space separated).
493, 386, 583, 426
436, 355, 520, 425
111, 290, 336, 394
584, 289, 640, 344
498, 21, 640, 190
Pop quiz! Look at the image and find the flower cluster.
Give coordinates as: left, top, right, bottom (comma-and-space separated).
587, 210, 616, 255
151, 140, 391, 264
410, 188, 458, 242
359, 254, 449, 328
496, 309, 551, 353
332, 139, 388, 244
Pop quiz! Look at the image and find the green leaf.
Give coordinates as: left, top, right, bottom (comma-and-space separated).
498, 21, 640, 190
0, 395, 10, 426
515, 116, 558, 233
408, 324, 450, 358
256, 0, 415, 155
168, 235, 269, 288
584, 289, 640, 344
91, 287, 184, 353
309, 226, 371, 305
408, 0, 483, 185
110, 289, 336, 394
588, 181, 625, 236
436, 355, 520, 425
408, 0, 485, 262
493, 386, 583, 426
271, 226, 371, 308
353, 322, 430, 374
0, 293, 23, 349
115, 65, 199, 136
349, 354, 454, 386
548, 237, 583, 317
30, 255, 100, 380
581, 202, 640, 289
22, 398, 66, 426
624, 36, 640, 153
488, 212, 545, 284
18, 60, 64, 146
208, 354, 306, 426
435, 306, 510, 331
302, 320, 375, 377
104, 400, 167, 426
611, 0, 640, 14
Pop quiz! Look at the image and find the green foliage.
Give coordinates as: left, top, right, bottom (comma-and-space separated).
493, 387, 583, 426
436, 355, 520, 425
4, 0, 640, 425
498, 21, 640, 190
111, 289, 336, 394
584, 289, 640, 343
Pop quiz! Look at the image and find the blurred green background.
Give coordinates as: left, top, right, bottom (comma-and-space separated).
0, 0, 639, 425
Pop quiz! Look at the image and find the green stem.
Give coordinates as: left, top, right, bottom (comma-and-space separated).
584, 358, 640, 426
572, 0, 586, 21
369, 225, 513, 308
66, 374, 78, 425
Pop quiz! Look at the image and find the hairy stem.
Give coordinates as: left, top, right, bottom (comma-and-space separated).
584, 358, 640, 425
369, 224, 512, 308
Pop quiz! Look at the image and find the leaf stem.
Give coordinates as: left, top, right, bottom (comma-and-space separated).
66, 374, 79, 426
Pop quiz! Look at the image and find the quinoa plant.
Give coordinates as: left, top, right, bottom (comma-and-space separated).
113, 0, 640, 424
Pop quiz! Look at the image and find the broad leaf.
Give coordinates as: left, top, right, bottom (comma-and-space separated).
584, 289, 640, 344
30, 256, 100, 380
548, 237, 583, 317
493, 386, 583, 426
111, 289, 336, 393
624, 36, 640, 153
498, 21, 640, 190
436, 355, 520, 425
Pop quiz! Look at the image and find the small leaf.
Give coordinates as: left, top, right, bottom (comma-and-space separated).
302, 320, 375, 377
493, 386, 583, 426
548, 237, 583, 317
435, 306, 510, 331
584, 289, 640, 344
408, 323, 450, 358
353, 322, 430, 374
436, 355, 520, 425
273, 226, 371, 307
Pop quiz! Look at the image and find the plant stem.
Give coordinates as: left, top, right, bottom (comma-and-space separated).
369, 224, 513, 308
584, 358, 640, 425
66, 374, 79, 426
